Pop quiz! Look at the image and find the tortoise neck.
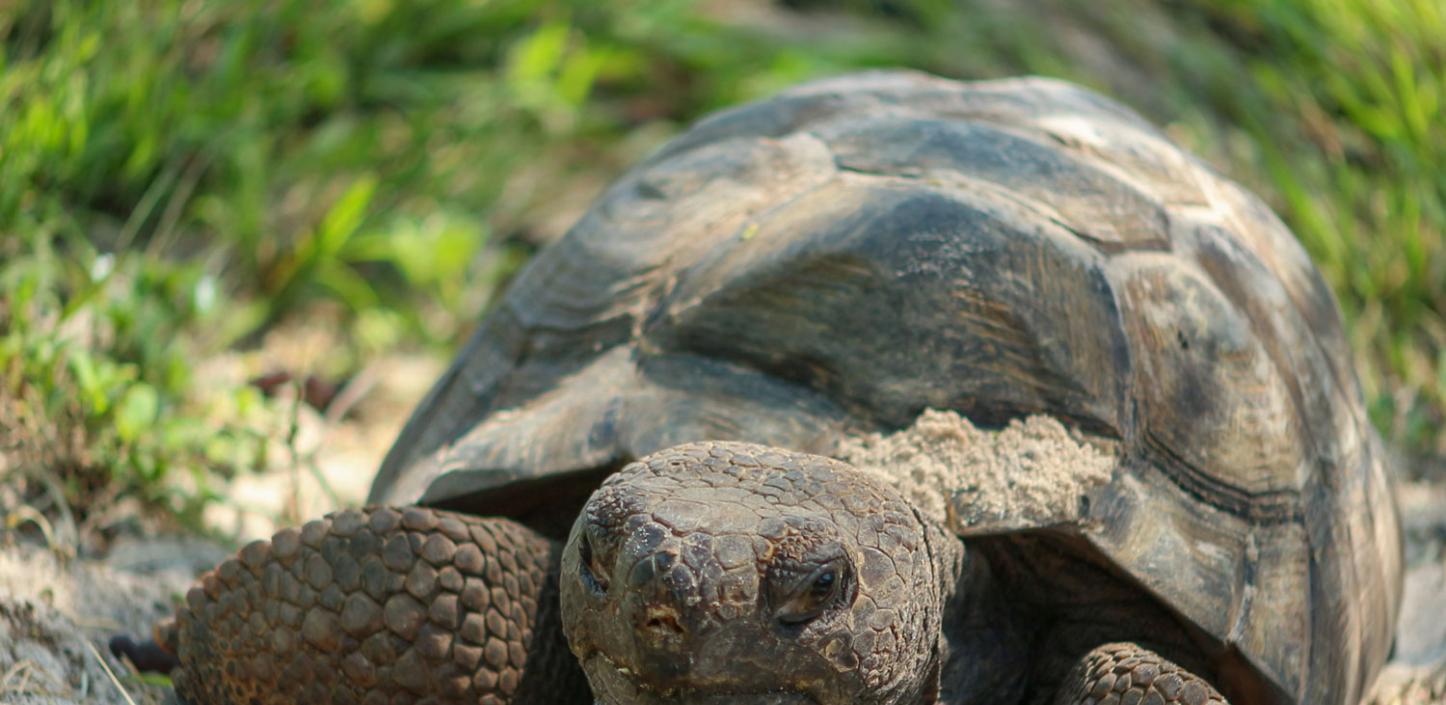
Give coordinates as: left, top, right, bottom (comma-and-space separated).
933, 530, 1030, 705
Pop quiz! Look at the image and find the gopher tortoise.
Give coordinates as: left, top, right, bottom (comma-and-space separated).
147, 71, 1403, 705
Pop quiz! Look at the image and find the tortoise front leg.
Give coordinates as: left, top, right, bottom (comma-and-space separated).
1054, 643, 1228, 705
163, 506, 590, 705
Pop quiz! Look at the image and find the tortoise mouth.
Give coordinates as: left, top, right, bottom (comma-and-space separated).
584, 651, 821, 705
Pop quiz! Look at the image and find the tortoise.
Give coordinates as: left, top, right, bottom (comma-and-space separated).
140, 71, 1404, 705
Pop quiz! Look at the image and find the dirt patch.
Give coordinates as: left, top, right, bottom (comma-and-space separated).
1373, 479, 1446, 705
1371, 656, 1446, 705
0, 539, 225, 705
837, 409, 1115, 530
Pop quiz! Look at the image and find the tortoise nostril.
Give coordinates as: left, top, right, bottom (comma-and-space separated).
638, 605, 687, 642
644, 613, 683, 635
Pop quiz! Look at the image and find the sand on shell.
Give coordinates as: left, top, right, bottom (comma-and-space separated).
837, 409, 1116, 531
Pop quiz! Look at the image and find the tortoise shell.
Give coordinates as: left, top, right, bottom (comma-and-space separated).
368, 71, 1401, 705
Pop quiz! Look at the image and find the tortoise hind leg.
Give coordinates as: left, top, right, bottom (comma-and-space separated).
164, 506, 590, 705
1054, 643, 1228, 705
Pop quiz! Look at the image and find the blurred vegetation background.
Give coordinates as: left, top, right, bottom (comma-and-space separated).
2, 0, 1442, 538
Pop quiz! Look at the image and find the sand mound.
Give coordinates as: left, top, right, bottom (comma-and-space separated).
836, 409, 1116, 530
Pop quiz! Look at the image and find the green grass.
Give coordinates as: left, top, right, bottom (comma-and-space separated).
2, 0, 1442, 530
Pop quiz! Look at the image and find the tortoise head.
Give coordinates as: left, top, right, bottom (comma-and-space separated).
559, 441, 956, 705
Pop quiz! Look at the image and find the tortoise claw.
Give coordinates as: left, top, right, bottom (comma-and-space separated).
109, 634, 180, 673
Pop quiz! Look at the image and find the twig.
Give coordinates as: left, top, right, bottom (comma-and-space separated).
301, 363, 380, 509
147, 152, 211, 257
0, 659, 37, 694
115, 158, 183, 254
0, 657, 66, 698
304, 454, 343, 511
322, 364, 377, 427
84, 639, 139, 705
285, 387, 305, 526
5, 505, 59, 553
18, 465, 80, 557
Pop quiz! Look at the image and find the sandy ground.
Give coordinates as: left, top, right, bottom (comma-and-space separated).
1377, 481, 1446, 704
0, 538, 224, 704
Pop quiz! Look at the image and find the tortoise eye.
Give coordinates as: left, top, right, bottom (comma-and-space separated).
810, 570, 836, 597
578, 532, 610, 594
775, 560, 848, 626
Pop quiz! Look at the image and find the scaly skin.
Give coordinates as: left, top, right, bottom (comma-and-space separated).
164, 506, 588, 705
155, 442, 1234, 705
1053, 643, 1228, 705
